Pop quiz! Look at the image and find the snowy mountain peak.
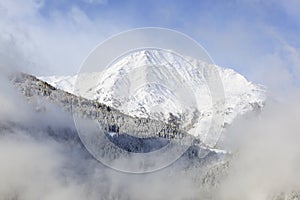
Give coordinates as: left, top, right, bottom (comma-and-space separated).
39, 49, 266, 143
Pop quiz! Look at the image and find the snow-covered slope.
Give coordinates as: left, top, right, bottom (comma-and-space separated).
39, 49, 265, 142
40, 75, 76, 93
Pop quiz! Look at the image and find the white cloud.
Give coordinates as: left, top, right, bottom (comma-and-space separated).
83, 0, 108, 5
0, 0, 42, 19
70, 6, 93, 27
0, 0, 127, 76
0, 136, 85, 200
218, 95, 300, 199
1, 1, 300, 199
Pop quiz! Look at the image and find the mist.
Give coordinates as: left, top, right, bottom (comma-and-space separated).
0, 34, 205, 200
1, 0, 300, 200
3, 43, 300, 200
0, 95, 204, 200
216, 92, 300, 199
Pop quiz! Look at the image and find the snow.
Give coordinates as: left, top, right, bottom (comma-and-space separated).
108, 132, 117, 137
39, 49, 266, 142
40, 75, 76, 94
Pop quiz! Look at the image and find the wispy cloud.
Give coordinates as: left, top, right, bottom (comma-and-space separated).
0, 1, 300, 199
83, 0, 108, 5
218, 95, 300, 199
0, 0, 128, 76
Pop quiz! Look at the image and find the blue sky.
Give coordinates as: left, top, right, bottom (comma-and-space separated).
1, 0, 300, 91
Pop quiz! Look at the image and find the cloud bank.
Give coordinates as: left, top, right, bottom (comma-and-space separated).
0, 0, 300, 199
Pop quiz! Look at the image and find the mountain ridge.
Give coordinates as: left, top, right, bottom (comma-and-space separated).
39, 49, 266, 143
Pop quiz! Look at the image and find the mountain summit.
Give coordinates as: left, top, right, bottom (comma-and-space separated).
40, 49, 265, 143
